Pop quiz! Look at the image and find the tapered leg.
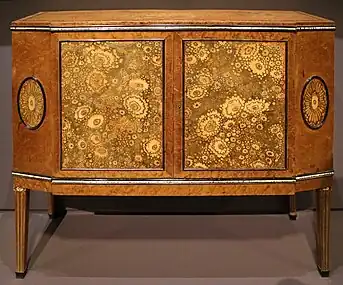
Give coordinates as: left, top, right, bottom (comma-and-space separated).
14, 186, 30, 278
288, 194, 297, 220
48, 193, 66, 219
316, 187, 332, 277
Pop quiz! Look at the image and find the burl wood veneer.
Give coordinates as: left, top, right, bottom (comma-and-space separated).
11, 10, 335, 278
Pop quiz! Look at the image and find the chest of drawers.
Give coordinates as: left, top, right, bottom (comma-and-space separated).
11, 10, 335, 278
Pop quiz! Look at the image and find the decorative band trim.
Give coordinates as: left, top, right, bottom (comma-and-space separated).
10, 25, 336, 32
12, 171, 52, 181
12, 170, 334, 185
51, 178, 295, 185
295, 170, 334, 181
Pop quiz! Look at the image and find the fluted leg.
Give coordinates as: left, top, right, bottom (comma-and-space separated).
48, 193, 66, 219
289, 194, 297, 220
316, 187, 332, 277
14, 187, 30, 278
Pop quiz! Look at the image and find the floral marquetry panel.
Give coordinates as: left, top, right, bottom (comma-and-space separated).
60, 40, 164, 170
301, 76, 328, 130
183, 40, 286, 170
17, 77, 46, 129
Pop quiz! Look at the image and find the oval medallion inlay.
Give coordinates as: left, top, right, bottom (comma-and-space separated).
301, 76, 328, 130
17, 77, 46, 129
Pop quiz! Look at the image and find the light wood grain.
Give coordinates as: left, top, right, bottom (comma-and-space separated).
11, 10, 334, 28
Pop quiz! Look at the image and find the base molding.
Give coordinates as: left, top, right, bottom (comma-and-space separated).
12, 170, 334, 185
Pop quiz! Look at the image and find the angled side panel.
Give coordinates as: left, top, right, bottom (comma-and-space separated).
12, 32, 55, 176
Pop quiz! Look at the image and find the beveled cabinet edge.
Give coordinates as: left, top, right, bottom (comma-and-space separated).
50, 31, 174, 178
10, 25, 336, 32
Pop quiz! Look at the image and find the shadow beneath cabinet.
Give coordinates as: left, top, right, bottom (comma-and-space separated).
63, 193, 314, 215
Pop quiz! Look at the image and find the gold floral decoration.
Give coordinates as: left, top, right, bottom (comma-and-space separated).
301, 76, 328, 130
17, 78, 45, 129
184, 41, 286, 170
60, 41, 164, 169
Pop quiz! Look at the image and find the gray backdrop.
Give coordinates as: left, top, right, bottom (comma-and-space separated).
0, 0, 342, 212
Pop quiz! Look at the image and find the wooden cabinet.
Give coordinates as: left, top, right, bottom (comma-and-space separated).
11, 10, 335, 278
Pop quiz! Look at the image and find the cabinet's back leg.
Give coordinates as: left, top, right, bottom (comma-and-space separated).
14, 187, 30, 279
289, 194, 297, 220
316, 187, 332, 277
48, 194, 67, 219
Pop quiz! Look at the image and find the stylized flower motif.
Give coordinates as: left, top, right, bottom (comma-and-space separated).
239, 43, 259, 59
63, 51, 78, 67
154, 87, 162, 95
196, 111, 221, 139
90, 133, 102, 144
270, 68, 283, 80
152, 55, 162, 65
18, 78, 45, 129
198, 74, 212, 86
123, 95, 148, 119
143, 45, 153, 53
185, 55, 197, 65
74, 105, 92, 119
249, 60, 266, 76
209, 137, 230, 158
185, 158, 193, 167
134, 155, 143, 162
129, 78, 149, 91
77, 139, 87, 150
244, 99, 270, 115
251, 160, 266, 168
221, 96, 245, 117
270, 124, 282, 134
91, 50, 116, 69
302, 77, 328, 129
223, 120, 235, 130
272, 85, 282, 93
86, 70, 108, 92
198, 48, 210, 61
87, 114, 104, 129
94, 146, 108, 157
187, 87, 206, 101
191, 41, 202, 49
193, 102, 201, 109
144, 139, 161, 157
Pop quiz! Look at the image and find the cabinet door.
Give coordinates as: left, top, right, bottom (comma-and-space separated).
57, 32, 173, 178
174, 32, 293, 178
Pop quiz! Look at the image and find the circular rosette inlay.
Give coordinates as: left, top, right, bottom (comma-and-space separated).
17, 77, 46, 129
301, 76, 329, 130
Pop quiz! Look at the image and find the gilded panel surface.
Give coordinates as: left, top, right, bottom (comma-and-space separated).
183, 41, 286, 170
17, 77, 45, 129
301, 76, 328, 130
61, 41, 164, 169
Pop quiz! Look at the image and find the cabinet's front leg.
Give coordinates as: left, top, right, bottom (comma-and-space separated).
288, 194, 297, 220
48, 194, 66, 219
14, 186, 30, 278
316, 187, 332, 277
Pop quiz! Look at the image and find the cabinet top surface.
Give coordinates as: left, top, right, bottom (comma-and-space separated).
11, 9, 334, 28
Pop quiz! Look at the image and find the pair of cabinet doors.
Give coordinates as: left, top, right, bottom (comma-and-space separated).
58, 31, 289, 179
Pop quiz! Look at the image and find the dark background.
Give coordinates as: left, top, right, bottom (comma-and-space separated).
0, 0, 342, 214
